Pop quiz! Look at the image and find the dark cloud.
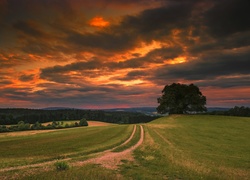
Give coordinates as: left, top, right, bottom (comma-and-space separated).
189, 31, 250, 54
1, 0, 250, 108
120, 4, 192, 34
204, 0, 250, 37
19, 74, 34, 82
13, 20, 45, 38
127, 70, 148, 78
196, 76, 250, 88
0, 87, 33, 100
0, 80, 12, 85
153, 51, 250, 81
67, 31, 138, 52
0, 82, 158, 108
5, 0, 74, 18
116, 70, 149, 81
0, 52, 31, 67
40, 45, 182, 83
40, 58, 101, 82
67, 3, 193, 52
2, 0, 195, 55
146, 46, 183, 61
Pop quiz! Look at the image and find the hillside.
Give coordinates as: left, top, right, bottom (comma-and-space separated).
0, 115, 249, 179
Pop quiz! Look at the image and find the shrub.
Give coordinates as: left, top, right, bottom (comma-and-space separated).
54, 161, 69, 171
0, 125, 10, 132
79, 118, 88, 126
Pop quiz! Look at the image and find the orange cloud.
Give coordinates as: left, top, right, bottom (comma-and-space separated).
89, 16, 110, 27
168, 56, 187, 64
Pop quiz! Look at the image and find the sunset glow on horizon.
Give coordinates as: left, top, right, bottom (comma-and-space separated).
0, 0, 249, 109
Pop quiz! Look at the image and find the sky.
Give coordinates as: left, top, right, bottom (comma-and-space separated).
0, 0, 250, 109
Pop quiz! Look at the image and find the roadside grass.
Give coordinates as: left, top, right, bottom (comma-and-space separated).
119, 115, 250, 179
0, 124, 133, 169
5, 164, 122, 180
112, 125, 141, 152
26, 164, 122, 180
119, 125, 199, 180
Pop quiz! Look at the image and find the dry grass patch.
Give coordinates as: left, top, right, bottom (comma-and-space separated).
0, 129, 57, 137
87, 121, 114, 127
174, 157, 211, 175
147, 124, 178, 129
140, 125, 158, 151
218, 166, 250, 179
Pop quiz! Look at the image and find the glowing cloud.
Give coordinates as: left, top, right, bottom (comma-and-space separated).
0, 0, 249, 109
89, 16, 110, 28
169, 56, 187, 64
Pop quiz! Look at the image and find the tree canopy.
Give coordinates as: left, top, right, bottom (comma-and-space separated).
157, 83, 207, 114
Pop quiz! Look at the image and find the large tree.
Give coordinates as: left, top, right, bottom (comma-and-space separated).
157, 83, 207, 114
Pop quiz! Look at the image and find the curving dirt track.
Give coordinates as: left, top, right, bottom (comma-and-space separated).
75, 125, 144, 169
0, 125, 144, 173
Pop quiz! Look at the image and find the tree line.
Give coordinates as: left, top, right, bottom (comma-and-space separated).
0, 108, 158, 125
208, 106, 250, 117
0, 118, 88, 133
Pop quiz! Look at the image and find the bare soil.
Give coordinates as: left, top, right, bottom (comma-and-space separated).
75, 125, 144, 169
0, 129, 57, 137
87, 121, 114, 127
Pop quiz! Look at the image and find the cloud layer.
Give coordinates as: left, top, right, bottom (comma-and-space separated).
0, 0, 250, 108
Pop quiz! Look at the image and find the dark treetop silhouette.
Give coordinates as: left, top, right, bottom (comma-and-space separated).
157, 83, 207, 114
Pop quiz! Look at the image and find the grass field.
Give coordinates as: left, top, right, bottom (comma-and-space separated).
0, 115, 249, 180
0, 124, 133, 169
121, 115, 250, 179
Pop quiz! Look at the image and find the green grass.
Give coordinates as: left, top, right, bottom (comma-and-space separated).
54, 161, 70, 171
1, 115, 250, 180
112, 125, 141, 152
120, 115, 250, 179
16, 164, 122, 180
0, 124, 133, 168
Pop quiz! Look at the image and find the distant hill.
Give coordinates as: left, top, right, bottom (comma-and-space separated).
103, 107, 157, 115
104, 107, 231, 114
104, 107, 156, 112
41, 107, 230, 114
207, 107, 230, 112
41, 107, 74, 110
41, 107, 157, 114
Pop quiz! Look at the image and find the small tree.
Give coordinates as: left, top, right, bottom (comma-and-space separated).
17, 121, 26, 131
157, 83, 207, 114
31, 121, 42, 130
79, 118, 88, 126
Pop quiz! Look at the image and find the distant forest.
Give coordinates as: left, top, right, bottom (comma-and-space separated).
1, 106, 249, 126
0, 108, 158, 125
208, 106, 250, 117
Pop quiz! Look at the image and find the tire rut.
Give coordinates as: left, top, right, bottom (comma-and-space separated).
75, 125, 144, 169
0, 125, 137, 173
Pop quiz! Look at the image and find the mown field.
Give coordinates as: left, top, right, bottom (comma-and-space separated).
0, 123, 133, 169
125, 115, 250, 179
0, 115, 249, 180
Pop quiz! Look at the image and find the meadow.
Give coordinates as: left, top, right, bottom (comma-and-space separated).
0, 123, 133, 169
0, 115, 249, 180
